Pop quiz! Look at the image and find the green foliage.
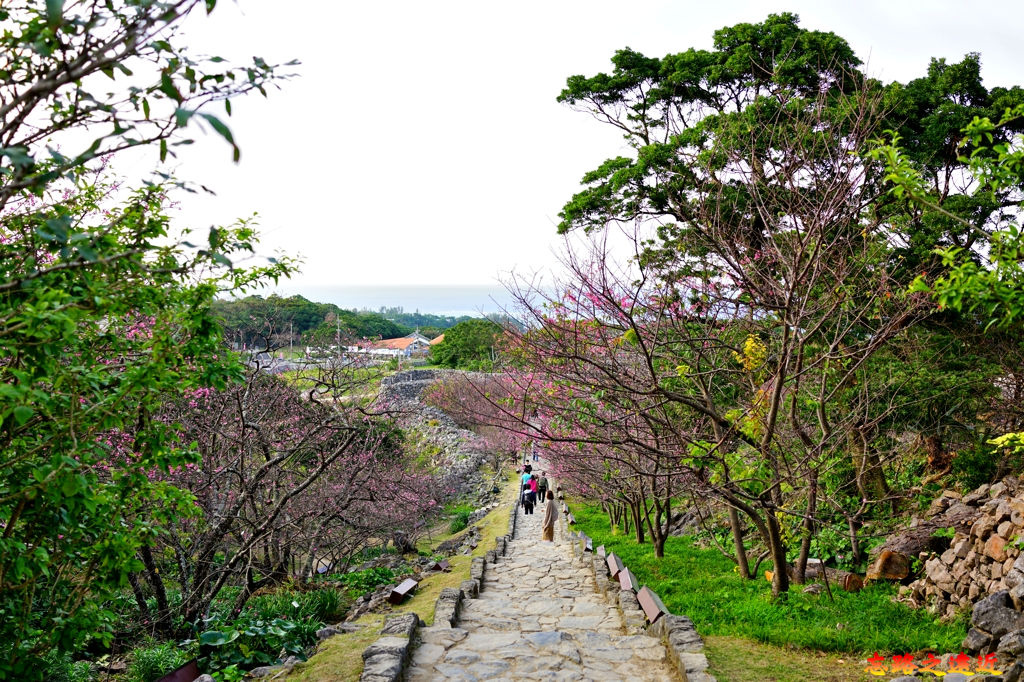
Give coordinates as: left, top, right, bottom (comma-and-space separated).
951, 439, 1001, 490
336, 567, 397, 595
211, 665, 245, 682
0, 176, 292, 673
931, 526, 956, 540
449, 509, 472, 534
126, 640, 194, 682
40, 651, 93, 682
214, 295, 414, 348
0, 1, 295, 676
198, 617, 312, 673
430, 318, 502, 370
874, 102, 1024, 328
164, 586, 349, 676
368, 306, 473, 334
245, 588, 347, 623
572, 503, 966, 653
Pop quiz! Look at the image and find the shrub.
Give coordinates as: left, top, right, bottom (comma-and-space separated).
245, 588, 346, 623
126, 641, 193, 682
449, 510, 471, 534
951, 445, 992, 491
40, 651, 92, 682
338, 567, 396, 595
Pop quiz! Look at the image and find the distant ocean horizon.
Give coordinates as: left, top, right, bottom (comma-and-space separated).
268, 284, 517, 317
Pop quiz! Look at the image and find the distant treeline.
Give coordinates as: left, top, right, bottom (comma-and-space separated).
212, 295, 475, 346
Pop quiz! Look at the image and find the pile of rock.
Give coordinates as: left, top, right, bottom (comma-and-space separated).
345, 584, 401, 622
434, 525, 482, 556
377, 370, 495, 505
902, 478, 1024, 621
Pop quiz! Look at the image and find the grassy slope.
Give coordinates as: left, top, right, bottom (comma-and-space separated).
287, 473, 517, 682
569, 501, 967, 679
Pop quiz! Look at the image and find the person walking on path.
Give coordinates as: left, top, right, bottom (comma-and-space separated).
536, 471, 548, 503
523, 474, 538, 515
541, 489, 557, 541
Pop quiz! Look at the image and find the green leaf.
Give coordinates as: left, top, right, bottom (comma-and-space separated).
198, 113, 240, 161
142, 98, 150, 120
199, 629, 239, 646
76, 244, 98, 262
159, 72, 182, 102
174, 107, 194, 128
13, 406, 33, 425
45, 0, 64, 26
61, 476, 80, 497
38, 216, 70, 242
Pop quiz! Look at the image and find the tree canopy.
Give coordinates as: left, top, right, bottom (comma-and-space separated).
0, 0, 295, 675
475, 13, 1024, 600
430, 318, 502, 370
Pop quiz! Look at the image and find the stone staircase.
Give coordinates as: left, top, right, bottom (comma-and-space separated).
403, 499, 682, 681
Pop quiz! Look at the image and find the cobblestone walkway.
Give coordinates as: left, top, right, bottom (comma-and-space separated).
405, 498, 680, 681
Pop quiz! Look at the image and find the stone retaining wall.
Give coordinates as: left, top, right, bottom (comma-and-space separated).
359, 613, 421, 682
357, 500, 516, 681
559, 484, 716, 682
904, 478, 1024, 620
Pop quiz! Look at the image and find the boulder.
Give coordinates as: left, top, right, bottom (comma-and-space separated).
973, 591, 1024, 638
986, 535, 1009, 563
963, 627, 993, 653
999, 629, 1024, 656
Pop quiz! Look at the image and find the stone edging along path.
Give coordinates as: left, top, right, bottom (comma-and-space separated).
358, 477, 715, 682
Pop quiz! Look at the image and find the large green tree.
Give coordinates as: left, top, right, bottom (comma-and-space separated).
547, 13, 1024, 596
431, 318, 502, 370
0, 1, 293, 676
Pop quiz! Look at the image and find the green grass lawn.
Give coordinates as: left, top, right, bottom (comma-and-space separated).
570, 502, 966, 655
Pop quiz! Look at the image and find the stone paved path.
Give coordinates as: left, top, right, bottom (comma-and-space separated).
406, 496, 680, 681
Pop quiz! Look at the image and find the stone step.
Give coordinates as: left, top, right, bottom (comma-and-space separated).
404, 483, 682, 681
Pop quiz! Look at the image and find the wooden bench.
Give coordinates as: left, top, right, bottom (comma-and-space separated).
388, 578, 418, 605
428, 559, 451, 572
606, 552, 625, 579
618, 566, 640, 593
637, 586, 668, 623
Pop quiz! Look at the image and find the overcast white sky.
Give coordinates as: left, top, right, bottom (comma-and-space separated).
160, 0, 1024, 290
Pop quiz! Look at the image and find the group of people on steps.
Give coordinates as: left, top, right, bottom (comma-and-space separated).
519, 458, 557, 542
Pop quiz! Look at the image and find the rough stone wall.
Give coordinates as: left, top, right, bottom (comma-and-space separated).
376, 370, 494, 504
903, 478, 1024, 620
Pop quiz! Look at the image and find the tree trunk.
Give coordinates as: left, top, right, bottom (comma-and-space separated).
728, 506, 751, 579
630, 499, 646, 544
850, 426, 888, 502
139, 545, 172, 631
766, 511, 790, 597
795, 471, 818, 584
924, 433, 951, 471
646, 495, 670, 559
